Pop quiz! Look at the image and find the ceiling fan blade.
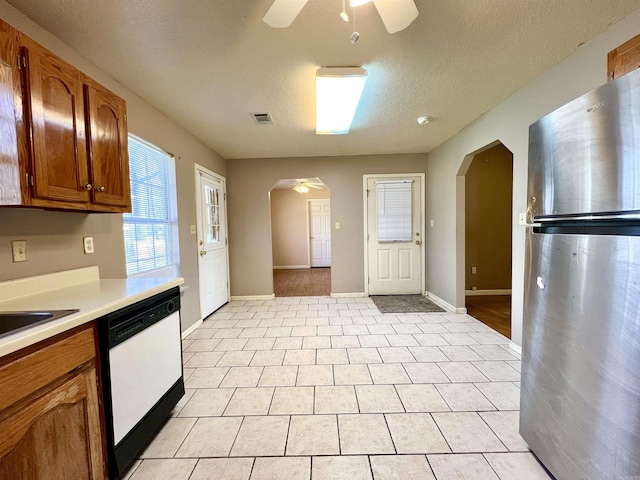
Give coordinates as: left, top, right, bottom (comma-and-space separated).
307, 184, 323, 189
263, 0, 309, 28
372, 0, 418, 34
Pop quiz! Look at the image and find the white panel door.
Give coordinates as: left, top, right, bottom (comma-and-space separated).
196, 168, 229, 318
366, 176, 422, 294
309, 199, 331, 267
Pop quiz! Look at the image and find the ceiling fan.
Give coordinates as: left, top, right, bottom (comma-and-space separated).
292, 179, 324, 193
263, 0, 419, 34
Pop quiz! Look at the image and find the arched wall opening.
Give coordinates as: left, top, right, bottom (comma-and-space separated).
456, 141, 514, 338
269, 178, 331, 297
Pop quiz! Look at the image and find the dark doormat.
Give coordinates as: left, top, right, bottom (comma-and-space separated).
370, 295, 446, 314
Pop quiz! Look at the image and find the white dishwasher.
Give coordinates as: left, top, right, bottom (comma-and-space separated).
99, 286, 184, 478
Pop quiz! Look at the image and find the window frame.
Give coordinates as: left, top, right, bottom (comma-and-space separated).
123, 134, 180, 279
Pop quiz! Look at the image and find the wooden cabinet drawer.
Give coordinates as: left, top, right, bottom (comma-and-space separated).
0, 326, 96, 411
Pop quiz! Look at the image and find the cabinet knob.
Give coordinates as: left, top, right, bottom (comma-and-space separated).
97, 186, 106, 192
84, 184, 93, 191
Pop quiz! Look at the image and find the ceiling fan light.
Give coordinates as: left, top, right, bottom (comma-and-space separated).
350, 0, 372, 7
316, 67, 367, 135
293, 184, 309, 193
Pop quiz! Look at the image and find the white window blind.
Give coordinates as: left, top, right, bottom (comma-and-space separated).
123, 135, 179, 278
376, 181, 412, 242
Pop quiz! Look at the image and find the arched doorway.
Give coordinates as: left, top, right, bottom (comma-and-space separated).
457, 142, 514, 338
270, 178, 331, 296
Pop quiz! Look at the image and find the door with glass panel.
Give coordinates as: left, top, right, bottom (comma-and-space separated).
196, 167, 229, 318
366, 175, 423, 295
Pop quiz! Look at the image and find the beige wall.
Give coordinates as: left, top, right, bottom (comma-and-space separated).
464, 144, 512, 291
271, 188, 330, 268
227, 154, 427, 296
426, 7, 640, 346
0, 2, 226, 333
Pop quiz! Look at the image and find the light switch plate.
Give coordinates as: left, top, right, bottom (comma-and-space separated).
12, 240, 27, 262
190, 225, 196, 234
335, 222, 341, 230
83, 236, 95, 254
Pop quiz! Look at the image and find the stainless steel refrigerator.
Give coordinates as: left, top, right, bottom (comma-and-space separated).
521, 67, 640, 480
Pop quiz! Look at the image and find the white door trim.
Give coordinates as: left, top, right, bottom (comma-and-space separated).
363, 173, 426, 296
194, 163, 230, 318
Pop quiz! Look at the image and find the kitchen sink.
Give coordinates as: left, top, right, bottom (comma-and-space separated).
0, 309, 80, 338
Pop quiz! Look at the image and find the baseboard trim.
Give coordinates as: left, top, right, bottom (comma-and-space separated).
181, 318, 203, 339
509, 342, 522, 355
425, 291, 465, 313
330, 292, 367, 298
231, 294, 276, 301
465, 289, 512, 296
273, 265, 310, 270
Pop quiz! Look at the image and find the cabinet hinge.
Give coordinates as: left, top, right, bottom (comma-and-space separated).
17, 54, 26, 69
26, 173, 34, 187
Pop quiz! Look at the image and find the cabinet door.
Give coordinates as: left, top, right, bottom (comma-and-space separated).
0, 365, 105, 479
85, 82, 131, 209
608, 33, 640, 80
0, 21, 21, 205
22, 42, 90, 203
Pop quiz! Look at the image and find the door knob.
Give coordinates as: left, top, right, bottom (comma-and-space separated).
415, 240, 421, 245
200, 250, 207, 256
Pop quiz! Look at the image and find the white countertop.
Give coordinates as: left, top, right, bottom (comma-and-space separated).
0, 267, 184, 357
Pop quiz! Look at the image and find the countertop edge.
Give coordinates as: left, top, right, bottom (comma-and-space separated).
0, 277, 184, 358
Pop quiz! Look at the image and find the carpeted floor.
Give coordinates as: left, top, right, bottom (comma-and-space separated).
370, 295, 446, 314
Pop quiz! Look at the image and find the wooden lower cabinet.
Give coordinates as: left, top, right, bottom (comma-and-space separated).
0, 325, 106, 479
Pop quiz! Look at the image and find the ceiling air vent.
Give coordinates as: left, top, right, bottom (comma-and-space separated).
252, 112, 273, 125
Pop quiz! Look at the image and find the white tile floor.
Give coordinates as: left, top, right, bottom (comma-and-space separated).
123, 296, 553, 480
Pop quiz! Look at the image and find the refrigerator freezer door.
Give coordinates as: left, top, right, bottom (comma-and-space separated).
521, 229, 640, 479
527, 67, 640, 221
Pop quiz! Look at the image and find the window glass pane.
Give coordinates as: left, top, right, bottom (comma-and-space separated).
377, 181, 412, 242
205, 183, 221, 243
124, 135, 179, 278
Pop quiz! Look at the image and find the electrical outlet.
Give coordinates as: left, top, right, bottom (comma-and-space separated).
12, 240, 27, 262
83, 236, 95, 254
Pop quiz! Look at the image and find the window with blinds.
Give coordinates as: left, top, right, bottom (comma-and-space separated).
376, 181, 413, 242
123, 135, 179, 278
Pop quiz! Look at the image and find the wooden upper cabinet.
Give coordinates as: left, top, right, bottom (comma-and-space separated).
0, 17, 131, 212
0, 20, 22, 206
608, 33, 640, 80
21, 40, 91, 204
85, 81, 130, 209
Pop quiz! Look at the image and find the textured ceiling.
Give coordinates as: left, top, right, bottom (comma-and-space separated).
7, 0, 640, 159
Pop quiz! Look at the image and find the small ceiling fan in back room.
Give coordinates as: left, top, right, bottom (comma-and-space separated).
263, 0, 419, 34
291, 179, 324, 193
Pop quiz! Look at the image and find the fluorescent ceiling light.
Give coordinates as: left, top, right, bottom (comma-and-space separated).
350, 0, 372, 6
316, 67, 367, 135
